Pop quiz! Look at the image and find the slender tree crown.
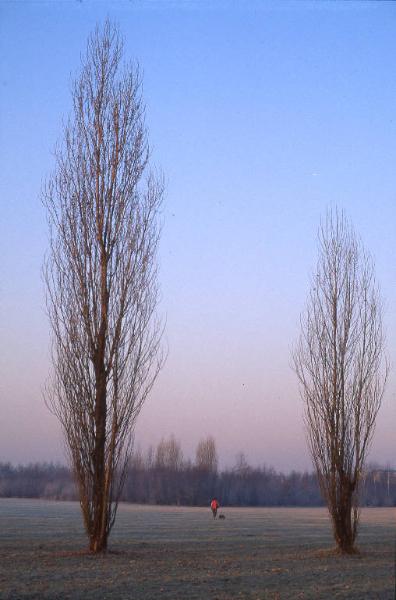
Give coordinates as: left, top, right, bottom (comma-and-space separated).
293, 209, 388, 553
195, 436, 218, 473
43, 21, 164, 552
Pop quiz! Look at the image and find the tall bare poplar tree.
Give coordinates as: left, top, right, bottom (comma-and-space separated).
43, 21, 164, 553
293, 210, 387, 554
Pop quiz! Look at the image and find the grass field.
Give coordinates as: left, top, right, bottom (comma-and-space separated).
0, 499, 394, 599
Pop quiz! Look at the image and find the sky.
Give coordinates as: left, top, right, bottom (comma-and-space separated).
0, 0, 395, 472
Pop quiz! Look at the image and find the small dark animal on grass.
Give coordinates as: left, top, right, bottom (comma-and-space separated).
218, 514, 226, 520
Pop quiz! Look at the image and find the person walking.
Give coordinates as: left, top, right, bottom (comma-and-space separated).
210, 498, 219, 519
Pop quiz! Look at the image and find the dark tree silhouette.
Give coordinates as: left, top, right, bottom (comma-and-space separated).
293, 210, 388, 553
43, 21, 164, 553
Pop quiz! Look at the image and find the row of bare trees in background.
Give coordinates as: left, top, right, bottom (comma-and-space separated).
43, 19, 388, 556
2, 454, 395, 508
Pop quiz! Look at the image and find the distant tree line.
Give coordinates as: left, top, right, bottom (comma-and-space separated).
1, 436, 395, 507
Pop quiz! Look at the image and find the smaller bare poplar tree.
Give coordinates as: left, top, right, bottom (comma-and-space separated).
195, 436, 218, 473
293, 210, 388, 554
43, 21, 164, 553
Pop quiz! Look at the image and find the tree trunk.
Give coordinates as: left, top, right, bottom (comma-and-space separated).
331, 489, 357, 554
90, 368, 108, 553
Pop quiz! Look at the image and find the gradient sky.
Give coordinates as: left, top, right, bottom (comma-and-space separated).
0, 1, 395, 471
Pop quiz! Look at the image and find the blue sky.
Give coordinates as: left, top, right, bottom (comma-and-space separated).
0, 1, 395, 470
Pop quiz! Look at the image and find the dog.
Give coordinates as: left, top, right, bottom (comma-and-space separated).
218, 514, 226, 520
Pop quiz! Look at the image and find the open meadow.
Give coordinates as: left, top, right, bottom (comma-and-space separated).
0, 499, 394, 599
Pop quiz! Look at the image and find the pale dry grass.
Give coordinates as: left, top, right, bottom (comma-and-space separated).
0, 499, 394, 599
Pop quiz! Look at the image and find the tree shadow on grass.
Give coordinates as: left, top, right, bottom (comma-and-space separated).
52, 547, 147, 560
305, 547, 363, 559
